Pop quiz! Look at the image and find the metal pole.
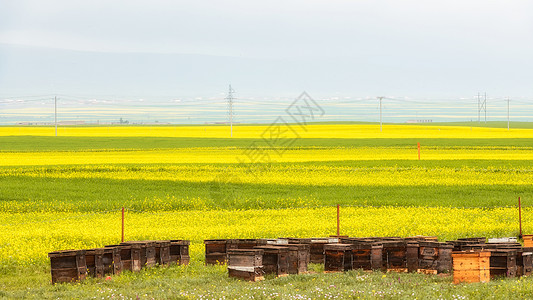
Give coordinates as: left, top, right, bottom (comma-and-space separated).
54, 96, 57, 136
121, 207, 125, 243
336, 204, 340, 237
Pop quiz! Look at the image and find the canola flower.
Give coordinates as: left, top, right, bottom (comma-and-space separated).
0, 206, 529, 267
1, 124, 533, 138
1, 146, 533, 166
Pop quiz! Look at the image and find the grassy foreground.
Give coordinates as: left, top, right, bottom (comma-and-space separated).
1, 123, 533, 299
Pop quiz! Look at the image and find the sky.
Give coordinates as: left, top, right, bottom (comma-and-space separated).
0, 0, 532, 123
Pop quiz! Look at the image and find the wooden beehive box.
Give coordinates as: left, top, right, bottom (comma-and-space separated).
447, 238, 486, 251
227, 249, 264, 281
381, 240, 409, 272
204, 239, 229, 265
228, 239, 268, 250
324, 243, 353, 272
340, 238, 383, 271
85, 248, 104, 278
105, 244, 139, 272
121, 241, 156, 269
523, 235, 533, 248
287, 244, 310, 274
48, 250, 87, 284
488, 249, 517, 278
255, 245, 290, 276
518, 247, 533, 276
452, 251, 491, 284
169, 240, 190, 265
305, 238, 338, 264
154, 240, 171, 266
418, 241, 454, 274
101, 246, 122, 275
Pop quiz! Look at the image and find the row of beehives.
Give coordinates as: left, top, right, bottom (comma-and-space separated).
48, 240, 190, 284
204, 236, 533, 283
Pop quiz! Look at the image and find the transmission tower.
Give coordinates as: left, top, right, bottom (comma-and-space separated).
477, 93, 487, 123
226, 85, 235, 137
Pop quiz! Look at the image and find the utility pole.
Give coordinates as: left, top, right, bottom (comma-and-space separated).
226, 85, 235, 137
507, 97, 510, 131
54, 96, 57, 137
377, 96, 383, 132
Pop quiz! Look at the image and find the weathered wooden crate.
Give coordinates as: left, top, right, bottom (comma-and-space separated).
154, 240, 171, 266
255, 245, 289, 276
488, 249, 517, 278
405, 236, 438, 242
518, 247, 533, 276
523, 235, 533, 248
417, 241, 453, 274
287, 244, 310, 274
381, 240, 409, 272
263, 238, 289, 245
340, 238, 383, 271
204, 239, 229, 265
105, 244, 140, 272
452, 251, 491, 284
279, 237, 313, 244
101, 246, 122, 275
85, 248, 104, 278
228, 239, 268, 250
170, 240, 190, 265
227, 249, 264, 281
300, 238, 338, 264
121, 241, 156, 269
48, 250, 87, 284
324, 243, 353, 272
447, 238, 486, 251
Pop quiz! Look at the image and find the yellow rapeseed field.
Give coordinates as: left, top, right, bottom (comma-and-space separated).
1, 124, 533, 138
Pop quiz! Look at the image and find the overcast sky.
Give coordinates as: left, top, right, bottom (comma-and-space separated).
1, 0, 532, 98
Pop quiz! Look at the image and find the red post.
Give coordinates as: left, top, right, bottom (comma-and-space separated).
519, 197, 523, 239
417, 142, 421, 160
121, 207, 125, 243
336, 204, 340, 237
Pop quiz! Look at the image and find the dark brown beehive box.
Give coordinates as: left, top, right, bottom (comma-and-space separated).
85, 248, 104, 278
340, 238, 383, 271
488, 249, 517, 278
255, 245, 289, 276
48, 250, 87, 284
169, 240, 190, 265
287, 244, 310, 274
121, 241, 156, 269
154, 240, 171, 266
105, 244, 139, 272
324, 243, 353, 272
204, 239, 229, 265
227, 248, 265, 282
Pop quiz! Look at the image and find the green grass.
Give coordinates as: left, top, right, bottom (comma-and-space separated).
2, 262, 533, 299
3, 136, 533, 151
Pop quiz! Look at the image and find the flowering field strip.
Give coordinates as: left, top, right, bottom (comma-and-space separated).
2, 124, 533, 138
0, 206, 529, 267
1, 146, 533, 166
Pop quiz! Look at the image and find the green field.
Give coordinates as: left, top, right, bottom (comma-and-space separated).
2, 123, 533, 299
